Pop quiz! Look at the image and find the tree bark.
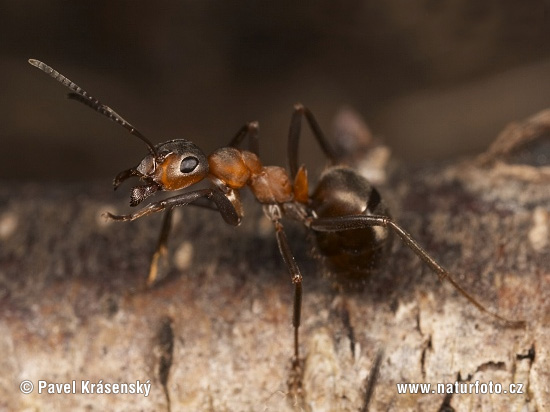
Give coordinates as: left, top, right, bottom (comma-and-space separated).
0, 112, 548, 411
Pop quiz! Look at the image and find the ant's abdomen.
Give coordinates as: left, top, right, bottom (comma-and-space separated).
310, 167, 393, 287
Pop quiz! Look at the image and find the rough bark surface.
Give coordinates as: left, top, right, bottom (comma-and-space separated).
0, 118, 548, 411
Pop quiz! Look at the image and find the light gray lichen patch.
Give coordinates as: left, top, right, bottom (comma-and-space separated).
0, 211, 18, 239
173, 241, 194, 271
528, 207, 549, 252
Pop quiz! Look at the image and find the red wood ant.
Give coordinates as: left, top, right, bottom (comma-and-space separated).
29, 58, 524, 391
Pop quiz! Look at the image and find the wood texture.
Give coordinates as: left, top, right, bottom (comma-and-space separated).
0, 115, 548, 411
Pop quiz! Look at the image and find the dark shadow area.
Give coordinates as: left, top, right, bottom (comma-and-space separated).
1, 1, 550, 181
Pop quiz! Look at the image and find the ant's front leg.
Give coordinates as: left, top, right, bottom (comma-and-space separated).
106, 188, 241, 286
146, 207, 174, 286
146, 197, 228, 286
105, 188, 240, 225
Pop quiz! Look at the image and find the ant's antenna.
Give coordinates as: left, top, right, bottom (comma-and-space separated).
28, 59, 157, 157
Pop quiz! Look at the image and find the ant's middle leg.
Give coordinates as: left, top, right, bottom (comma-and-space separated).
264, 205, 304, 393
228, 121, 260, 155
287, 103, 339, 179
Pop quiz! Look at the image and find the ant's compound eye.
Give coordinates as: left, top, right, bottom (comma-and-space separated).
180, 156, 199, 173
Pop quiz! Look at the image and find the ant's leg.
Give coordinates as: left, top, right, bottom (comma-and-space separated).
288, 103, 339, 178
265, 206, 304, 392
147, 207, 174, 286
228, 121, 260, 155
105, 188, 240, 226
146, 198, 225, 287
186, 196, 221, 211
108, 189, 240, 286
310, 215, 525, 327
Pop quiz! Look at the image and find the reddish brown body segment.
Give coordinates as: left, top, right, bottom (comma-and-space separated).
293, 166, 309, 204
208, 147, 251, 189
208, 147, 300, 204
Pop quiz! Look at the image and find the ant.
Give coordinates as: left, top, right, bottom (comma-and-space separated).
29, 58, 524, 393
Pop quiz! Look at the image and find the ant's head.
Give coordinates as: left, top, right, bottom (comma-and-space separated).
27, 59, 212, 207
115, 139, 209, 206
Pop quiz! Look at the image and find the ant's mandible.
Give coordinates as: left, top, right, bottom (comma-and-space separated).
29, 59, 524, 389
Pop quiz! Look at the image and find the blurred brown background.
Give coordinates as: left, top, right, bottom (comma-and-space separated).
1, 0, 550, 181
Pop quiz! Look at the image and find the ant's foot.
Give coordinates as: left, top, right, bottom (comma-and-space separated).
146, 246, 170, 288
287, 356, 304, 398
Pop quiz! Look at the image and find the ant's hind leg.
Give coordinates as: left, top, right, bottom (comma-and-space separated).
287, 104, 339, 179
309, 214, 525, 327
